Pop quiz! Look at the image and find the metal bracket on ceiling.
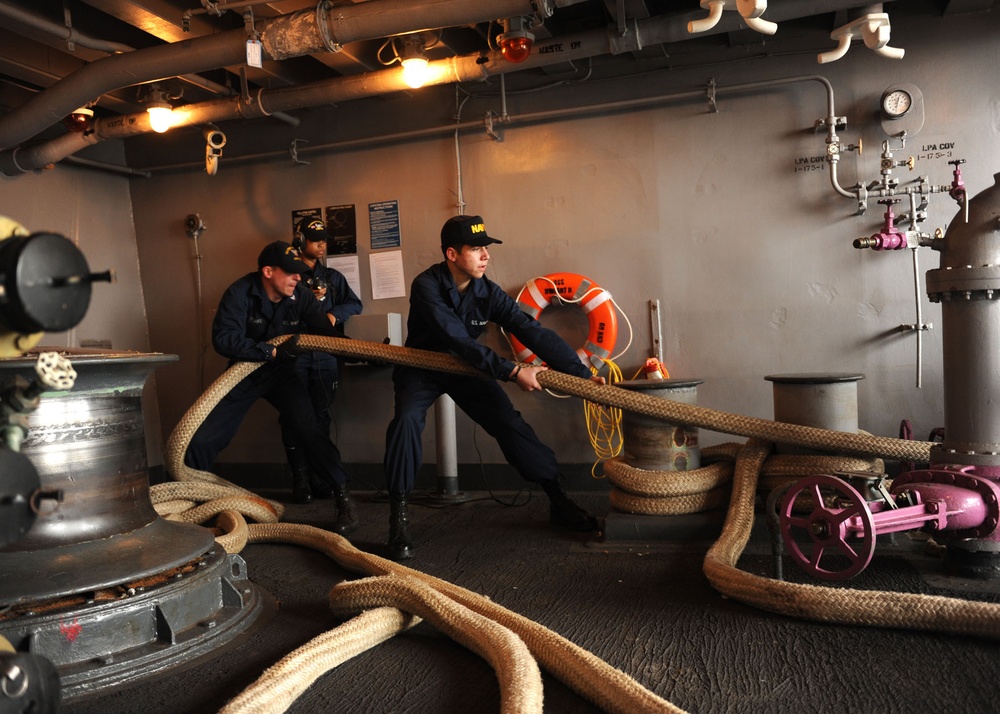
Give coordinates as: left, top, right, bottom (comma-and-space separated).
484, 112, 503, 142
203, 0, 224, 18
62, 2, 75, 52
239, 66, 251, 103
290, 139, 310, 165
707, 79, 717, 113
315, 1, 343, 53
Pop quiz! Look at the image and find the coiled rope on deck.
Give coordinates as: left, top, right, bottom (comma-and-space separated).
161, 335, 1000, 714
602, 447, 883, 515
161, 335, 680, 714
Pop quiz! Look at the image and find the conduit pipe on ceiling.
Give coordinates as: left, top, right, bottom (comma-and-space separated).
0, 14, 846, 179
0, 0, 298, 127
0, 33, 599, 175
1, 72, 840, 183
0, 0, 553, 150
0, 1, 132, 54
0, 31, 248, 150
0, 0, 897, 174
635, 0, 901, 47
688, 0, 780, 37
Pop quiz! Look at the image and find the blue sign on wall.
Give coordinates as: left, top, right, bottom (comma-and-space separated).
369, 200, 401, 249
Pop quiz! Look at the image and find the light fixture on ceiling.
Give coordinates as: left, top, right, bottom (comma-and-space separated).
142, 85, 177, 134
497, 16, 535, 63
64, 106, 94, 132
398, 33, 431, 89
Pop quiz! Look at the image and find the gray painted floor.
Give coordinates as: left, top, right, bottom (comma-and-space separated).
61, 490, 1000, 713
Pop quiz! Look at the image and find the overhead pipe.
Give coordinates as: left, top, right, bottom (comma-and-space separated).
0, 0, 298, 128
0, 20, 844, 175
637, 0, 901, 47
0, 0, 554, 150
688, 0, 726, 34
0, 31, 248, 150
0, 1, 132, 54
686, 0, 779, 36
737, 0, 778, 35
0, 67, 839, 180
817, 4, 904, 64
0, 0, 902, 173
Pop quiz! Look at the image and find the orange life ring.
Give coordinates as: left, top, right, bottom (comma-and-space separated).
510, 272, 618, 370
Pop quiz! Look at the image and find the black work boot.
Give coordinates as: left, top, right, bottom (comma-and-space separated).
388, 496, 413, 561
285, 447, 313, 504
308, 473, 334, 500
332, 482, 359, 535
541, 478, 598, 532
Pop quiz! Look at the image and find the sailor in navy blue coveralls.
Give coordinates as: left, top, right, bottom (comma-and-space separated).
383, 214, 606, 560
282, 217, 363, 502
184, 240, 358, 533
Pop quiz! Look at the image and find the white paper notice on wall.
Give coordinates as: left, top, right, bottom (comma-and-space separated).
369, 250, 406, 300
246, 37, 262, 68
327, 255, 362, 298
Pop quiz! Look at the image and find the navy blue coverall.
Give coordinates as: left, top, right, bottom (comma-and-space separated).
289, 261, 362, 436
184, 271, 351, 486
383, 261, 594, 496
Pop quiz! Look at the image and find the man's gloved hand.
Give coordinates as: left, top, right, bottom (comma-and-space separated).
274, 335, 309, 360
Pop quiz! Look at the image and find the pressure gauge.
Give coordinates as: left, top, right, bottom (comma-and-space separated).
881, 88, 912, 118
878, 83, 924, 137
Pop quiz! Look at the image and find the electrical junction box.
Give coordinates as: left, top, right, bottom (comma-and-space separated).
345, 313, 402, 347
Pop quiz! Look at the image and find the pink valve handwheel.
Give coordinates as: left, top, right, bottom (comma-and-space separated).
779, 474, 877, 581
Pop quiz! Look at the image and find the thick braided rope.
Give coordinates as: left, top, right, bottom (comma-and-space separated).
153, 499, 197, 517
163, 335, 294, 518
296, 335, 485, 377
296, 336, 933, 462
703, 441, 1000, 638
152, 481, 267, 504
606, 454, 882, 498
247, 522, 683, 714
163, 335, 995, 712
220, 607, 419, 714
609, 485, 729, 515
327, 575, 544, 714
149, 482, 268, 553
535, 370, 932, 462
605, 459, 733, 496
604, 453, 883, 514
214, 509, 251, 554
152, 481, 279, 525
762, 454, 883, 477
163, 496, 278, 529
149, 479, 674, 711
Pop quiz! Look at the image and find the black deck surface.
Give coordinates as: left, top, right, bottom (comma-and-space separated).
62, 489, 1000, 714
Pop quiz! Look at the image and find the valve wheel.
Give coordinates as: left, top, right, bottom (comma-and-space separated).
35, 351, 76, 391
779, 474, 876, 581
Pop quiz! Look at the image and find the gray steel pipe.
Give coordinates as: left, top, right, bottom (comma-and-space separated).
314, 0, 553, 52
0, 0, 902, 171
634, 0, 902, 47
0, 31, 247, 150
0, 0, 550, 150
0, 1, 132, 54
926, 172, 1000, 469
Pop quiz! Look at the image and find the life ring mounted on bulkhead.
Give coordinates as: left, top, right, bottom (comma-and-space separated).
510, 273, 618, 371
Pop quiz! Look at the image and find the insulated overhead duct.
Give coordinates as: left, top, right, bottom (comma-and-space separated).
0, 0, 555, 151
0, 0, 905, 172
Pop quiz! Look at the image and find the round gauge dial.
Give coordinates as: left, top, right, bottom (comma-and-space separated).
881, 89, 912, 118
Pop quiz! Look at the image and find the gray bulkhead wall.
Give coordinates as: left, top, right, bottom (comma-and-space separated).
126, 9, 997, 472
0, 146, 163, 464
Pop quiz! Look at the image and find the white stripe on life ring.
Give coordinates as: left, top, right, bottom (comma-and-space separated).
581, 289, 611, 314
526, 279, 551, 311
